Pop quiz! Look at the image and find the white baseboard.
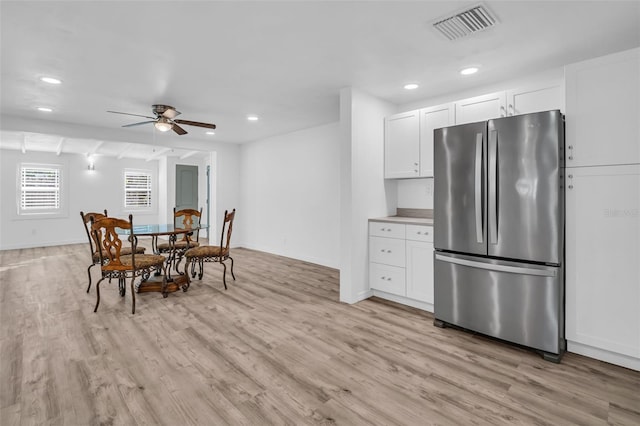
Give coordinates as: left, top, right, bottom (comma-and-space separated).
0, 237, 85, 251
240, 242, 338, 269
567, 340, 640, 371
371, 290, 434, 313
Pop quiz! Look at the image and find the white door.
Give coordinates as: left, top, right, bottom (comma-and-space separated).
384, 110, 420, 178
454, 91, 506, 124
565, 164, 640, 358
406, 240, 434, 305
565, 48, 640, 167
419, 104, 454, 177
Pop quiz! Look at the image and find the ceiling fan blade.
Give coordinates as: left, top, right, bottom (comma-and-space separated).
174, 119, 216, 130
122, 120, 156, 127
107, 110, 155, 119
172, 123, 188, 135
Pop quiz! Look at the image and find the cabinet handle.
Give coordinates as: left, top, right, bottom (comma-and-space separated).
386, 250, 392, 253
508, 104, 514, 116
567, 174, 573, 189
500, 106, 506, 117
567, 145, 574, 161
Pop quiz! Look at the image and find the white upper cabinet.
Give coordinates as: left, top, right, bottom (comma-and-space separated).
419, 104, 455, 177
565, 48, 640, 167
384, 110, 420, 178
506, 83, 563, 116
454, 91, 507, 124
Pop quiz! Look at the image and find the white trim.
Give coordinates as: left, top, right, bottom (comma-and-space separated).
567, 340, 640, 371
371, 290, 434, 312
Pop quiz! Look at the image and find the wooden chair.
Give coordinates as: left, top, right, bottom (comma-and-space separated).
91, 215, 166, 314
156, 207, 202, 273
184, 209, 236, 290
81, 210, 145, 293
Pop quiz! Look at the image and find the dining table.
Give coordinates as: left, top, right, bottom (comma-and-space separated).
120, 223, 206, 296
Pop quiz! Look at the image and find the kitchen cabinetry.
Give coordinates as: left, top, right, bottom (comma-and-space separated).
454, 91, 506, 124
506, 83, 563, 116
384, 110, 420, 178
565, 47, 640, 167
368, 220, 434, 311
419, 104, 454, 177
565, 165, 640, 370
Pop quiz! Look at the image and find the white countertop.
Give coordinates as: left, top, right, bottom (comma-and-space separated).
369, 216, 434, 226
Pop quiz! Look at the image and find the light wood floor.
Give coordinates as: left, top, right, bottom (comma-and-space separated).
1, 243, 639, 425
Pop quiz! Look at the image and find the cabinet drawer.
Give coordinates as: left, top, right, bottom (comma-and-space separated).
369, 222, 405, 239
369, 262, 406, 295
369, 237, 405, 267
406, 225, 433, 242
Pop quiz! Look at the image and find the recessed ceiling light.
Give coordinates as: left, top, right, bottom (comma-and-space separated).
36, 107, 53, 112
247, 115, 259, 121
460, 67, 479, 75
206, 131, 215, 135
404, 83, 419, 90
40, 76, 62, 84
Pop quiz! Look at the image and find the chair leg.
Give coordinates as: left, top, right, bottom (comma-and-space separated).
130, 276, 136, 315
221, 261, 228, 290
198, 259, 204, 280
86, 263, 95, 293
229, 256, 236, 281
93, 277, 106, 312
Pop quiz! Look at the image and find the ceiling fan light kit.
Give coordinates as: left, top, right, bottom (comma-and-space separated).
155, 117, 173, 132
107, 104, 216, 136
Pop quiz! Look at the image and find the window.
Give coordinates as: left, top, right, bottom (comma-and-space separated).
124, 170, 152, 209
19, 164, 62, 214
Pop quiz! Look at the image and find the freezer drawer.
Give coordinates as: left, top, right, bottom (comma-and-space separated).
434, 252, 564, 356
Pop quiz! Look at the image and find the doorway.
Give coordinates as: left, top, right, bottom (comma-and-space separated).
175, 164, 198, 211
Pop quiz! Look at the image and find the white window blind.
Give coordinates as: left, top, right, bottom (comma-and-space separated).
124, 170, 152, 209
20, 165, 61, 212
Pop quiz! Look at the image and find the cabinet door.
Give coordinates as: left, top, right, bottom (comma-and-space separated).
419, 104, 454, 177
566, 165, 640, 358
454, 91, 506, 124
406, 240, 434, 305
384, 110, 420, 178
565, 48, 640, 167
506, 83, 563, 116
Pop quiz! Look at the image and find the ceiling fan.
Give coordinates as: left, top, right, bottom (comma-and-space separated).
107, 104, 216, 135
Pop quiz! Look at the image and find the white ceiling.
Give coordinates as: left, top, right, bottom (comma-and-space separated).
1, 1, 639, 158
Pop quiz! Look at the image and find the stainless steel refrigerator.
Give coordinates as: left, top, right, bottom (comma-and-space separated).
433, 110, 565, 362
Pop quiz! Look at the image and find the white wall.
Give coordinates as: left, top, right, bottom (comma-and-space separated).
397, 178, 433, 209
340, 87, 397, 303
0, 149, 160, 250
239, 122, 341, 268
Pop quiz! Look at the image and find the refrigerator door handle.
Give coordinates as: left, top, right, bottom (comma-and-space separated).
435, 253, 557, 277
474, 133, 483, 243
489, 130, 498, 245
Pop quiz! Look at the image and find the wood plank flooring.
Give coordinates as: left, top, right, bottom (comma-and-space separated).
1, 243, 639, 425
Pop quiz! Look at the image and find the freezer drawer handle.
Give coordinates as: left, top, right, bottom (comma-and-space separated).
435, 254, 557, 277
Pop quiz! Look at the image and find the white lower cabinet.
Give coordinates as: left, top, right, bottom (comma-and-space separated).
368, 221, 434, 311
406, 240, 434, 304
566, 164, 640, 370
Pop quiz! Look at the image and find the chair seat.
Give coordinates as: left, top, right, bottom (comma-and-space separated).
157, 240, 200, 251
93, 246, 145, 262
185, 245, 228, 258
120, 254, 166, 268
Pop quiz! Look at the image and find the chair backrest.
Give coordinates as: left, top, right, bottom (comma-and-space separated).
80, 210, 108, 255
219, 209, 236, 253
174, 207, 202, 242
90, 214, 136, 271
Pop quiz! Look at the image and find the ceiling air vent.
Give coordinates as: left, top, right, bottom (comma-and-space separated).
433, 4, 498, 41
